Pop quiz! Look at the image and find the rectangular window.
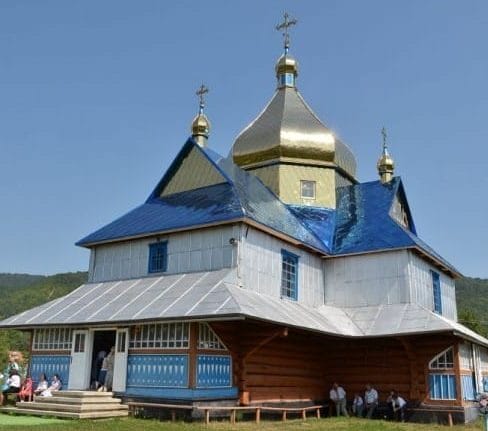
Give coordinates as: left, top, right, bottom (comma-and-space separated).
432, 270, 442, 314
429, 373, 456, 400
129, 322, 190, 350
148, 241, 168, 273
74, 333, 85, 353
300, 180, 316, 199
281, 250, 299, 301
32, 328, 72, 351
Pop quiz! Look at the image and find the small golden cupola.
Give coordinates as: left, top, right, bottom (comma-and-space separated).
377, 127, 395, 184
191, 84, 211, 147
231, 13, 357, 209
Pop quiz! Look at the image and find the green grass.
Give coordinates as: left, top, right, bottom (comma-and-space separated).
0, 416, 483, 431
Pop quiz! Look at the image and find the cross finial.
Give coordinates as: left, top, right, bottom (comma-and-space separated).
276, 12, 297, 53
196, 84, 209, 114
381, 127, 388, 153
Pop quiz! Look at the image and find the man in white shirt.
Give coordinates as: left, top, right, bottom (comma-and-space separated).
329, 382, 348, 417
392, 393, 407, 422
364, 384, 379, 419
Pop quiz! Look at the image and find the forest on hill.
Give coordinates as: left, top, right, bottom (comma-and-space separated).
0, 272, 487, 358
0, 272, 88, 357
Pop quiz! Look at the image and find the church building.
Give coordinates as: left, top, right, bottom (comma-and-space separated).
1, 14, 487, 423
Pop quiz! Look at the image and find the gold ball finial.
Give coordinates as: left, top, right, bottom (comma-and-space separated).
377, 127, 395, 183
191, 84, 211, 147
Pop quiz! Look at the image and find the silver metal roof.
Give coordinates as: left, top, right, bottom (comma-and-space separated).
1, 269, 486, 346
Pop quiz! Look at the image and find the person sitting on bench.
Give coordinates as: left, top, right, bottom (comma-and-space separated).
40, 374, 62, 397
0, 369, 21, 405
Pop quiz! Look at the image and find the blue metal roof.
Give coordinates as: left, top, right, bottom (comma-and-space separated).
77, 139, 328, 252
77, 138, 458, 275
332, 177, 458, 274
288, 205, 335, 252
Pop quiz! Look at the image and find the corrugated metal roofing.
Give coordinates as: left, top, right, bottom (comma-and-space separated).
1, 269, 484, 346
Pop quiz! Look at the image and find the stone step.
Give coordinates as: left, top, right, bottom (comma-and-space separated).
32, 396, 123, 405
0, 406, 128, 419
16, 401, 128, 413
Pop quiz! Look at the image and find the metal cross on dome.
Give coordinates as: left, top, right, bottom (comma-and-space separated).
381, 127, 388, 150
196, 84, 209, 113
276, 12, 297, 53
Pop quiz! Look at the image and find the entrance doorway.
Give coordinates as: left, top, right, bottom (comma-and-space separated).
91, 330, 116, 389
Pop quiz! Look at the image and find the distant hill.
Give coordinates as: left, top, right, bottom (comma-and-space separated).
0, 271, 88, 356
455, 277, 488, 336
0, 271, 88, 320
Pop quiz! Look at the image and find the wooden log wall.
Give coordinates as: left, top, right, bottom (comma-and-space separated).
211, 320, 459, 406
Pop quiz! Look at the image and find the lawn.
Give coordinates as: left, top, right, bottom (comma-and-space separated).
0, 416, 484, 431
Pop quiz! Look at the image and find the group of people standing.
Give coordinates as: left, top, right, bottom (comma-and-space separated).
92, 346, 115, 392
329, 382, 407, 421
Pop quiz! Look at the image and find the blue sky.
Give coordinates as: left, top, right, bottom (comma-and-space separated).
0, 1, 487, 277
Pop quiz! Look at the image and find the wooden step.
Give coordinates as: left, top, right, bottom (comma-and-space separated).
0, 406, 128, 419
17, 401, 128, 413
32, 396, 122, 405
51, 390, 115, 397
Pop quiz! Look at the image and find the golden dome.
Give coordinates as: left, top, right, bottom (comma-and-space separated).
191, 112, 210, 137
275, 53, 298, 78
232, 81, 357, 179
377, 132, 395, 183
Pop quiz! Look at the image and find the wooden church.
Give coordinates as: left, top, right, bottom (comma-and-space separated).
1, 14, 487, 423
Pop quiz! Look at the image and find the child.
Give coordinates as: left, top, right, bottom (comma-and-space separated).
352, 392, 364, 417
18, 376, 33, 402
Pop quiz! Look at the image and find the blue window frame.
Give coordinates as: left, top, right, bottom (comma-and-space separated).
429, 373, 456, 400
281, 250, 299, 301
148, 241, 168, 273
431, 270, 442, 314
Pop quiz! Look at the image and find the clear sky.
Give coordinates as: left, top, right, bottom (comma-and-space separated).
0, 1, 487, 278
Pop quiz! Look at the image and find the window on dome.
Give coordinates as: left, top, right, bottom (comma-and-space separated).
148, 241, 168, 273
301, 180, 316, 199
281, 250, 299, 301
432, 270, 442, 315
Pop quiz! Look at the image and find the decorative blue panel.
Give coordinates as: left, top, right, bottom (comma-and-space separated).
461, 374, 476, 401
30, 355, 70, 388
197, 355, 231, 388
429, 373, 456, 400
127, 354, 188, 388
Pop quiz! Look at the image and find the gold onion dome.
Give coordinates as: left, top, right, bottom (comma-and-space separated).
191, 84, 210, 147
191, 112, 210, 138
377, 127, 395, 183
231, 51, 357, 179
275, 53, 298, 82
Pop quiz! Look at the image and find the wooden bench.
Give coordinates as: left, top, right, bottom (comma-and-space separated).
406, 407, 460, 427
127, 401, 325, 424
127, 402, 193, 421
197, 404, 325, 424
